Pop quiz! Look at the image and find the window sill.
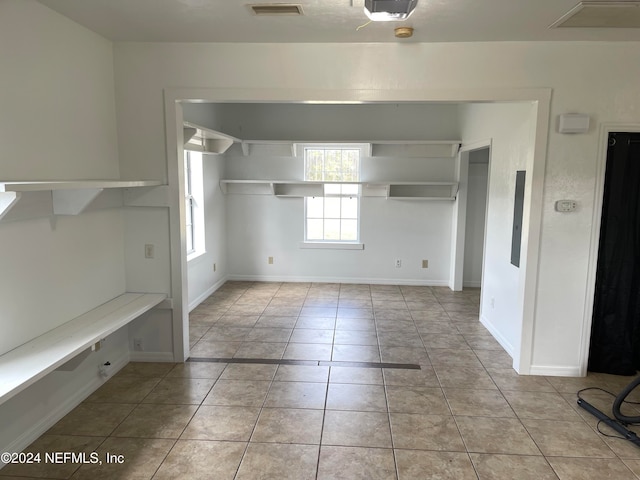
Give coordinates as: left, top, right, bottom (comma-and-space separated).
299, 242, 364, 250
187, 250, 206, 263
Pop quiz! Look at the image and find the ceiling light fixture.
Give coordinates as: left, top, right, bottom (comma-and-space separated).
364, 0, 418, 21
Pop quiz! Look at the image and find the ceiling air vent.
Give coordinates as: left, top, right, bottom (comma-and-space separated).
250, 4, 304, 16
550, 1, 640, 28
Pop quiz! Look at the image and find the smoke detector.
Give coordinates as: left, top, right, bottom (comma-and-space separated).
364, 0, 418, 21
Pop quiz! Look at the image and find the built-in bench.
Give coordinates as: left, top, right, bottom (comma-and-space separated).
0, 292, 166, 404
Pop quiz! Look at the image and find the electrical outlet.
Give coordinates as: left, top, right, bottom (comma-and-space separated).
422, 259, 429, 268
268, 256, 274, 265
144, 244, 154, 259
134, 338, 143, 351
395, 259, 402, 268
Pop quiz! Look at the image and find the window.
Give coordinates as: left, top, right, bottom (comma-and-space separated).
303, 145, 363, 244
184, 150, 205, 259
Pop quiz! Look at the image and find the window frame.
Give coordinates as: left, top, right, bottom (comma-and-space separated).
300, 143, 368, 249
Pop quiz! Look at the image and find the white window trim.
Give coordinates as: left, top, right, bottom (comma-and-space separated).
300, 143, 368, 248
185, 151, 206, 262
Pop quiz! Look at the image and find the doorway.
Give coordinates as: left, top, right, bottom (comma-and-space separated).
589, 132, 640, 375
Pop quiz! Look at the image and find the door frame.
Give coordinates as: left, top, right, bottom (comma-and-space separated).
580, 123, 640, 376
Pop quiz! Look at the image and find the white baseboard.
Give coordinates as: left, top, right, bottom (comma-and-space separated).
228, 274, 451, 287
1, 354, 129, 466
129, 351, 176, 362
479, 314, 514, 357
528, 365, 582, 377
189, 275, 229, 312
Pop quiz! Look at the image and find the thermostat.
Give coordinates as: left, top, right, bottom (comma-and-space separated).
555, 200, 577, 212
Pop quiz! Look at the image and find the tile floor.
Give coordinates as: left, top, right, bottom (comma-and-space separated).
3, 281, 640, 479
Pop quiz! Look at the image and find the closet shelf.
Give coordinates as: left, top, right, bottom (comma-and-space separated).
0, 180, 165, 221
219, 180, 458, 200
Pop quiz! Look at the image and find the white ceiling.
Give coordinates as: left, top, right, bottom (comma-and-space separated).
37, 0, 640, 43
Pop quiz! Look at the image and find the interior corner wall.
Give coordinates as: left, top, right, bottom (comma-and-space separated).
186, 153, 228, 308
0, 0, 128, 457
459, 102, 537, 357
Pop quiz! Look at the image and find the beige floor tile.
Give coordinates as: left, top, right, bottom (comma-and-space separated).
152, 440, 246, 480
522, 418, 616, 458
383, 367, 439, 387
116, 362, 175, 377
622, 458, 640, 476
444, 388, 515, 417
487, 367, 556, 392
333, 329, 379, 345
233, 342, 287, 359
377, 331, 425, 348
255, 315, 298, 328
470, 453, 558, 480
85, 376, 161, 404
475, 349, 514, 368
201, 326, 251, 342
235, 443, 319, 480
337, 299, 373, 309
464, 335, 505, 350
322, 410, 392, 448
203, 379, 271, 407
226, 304, 267, 316
71, 437, 174, 480
390, 413, 465, 451
329, 366, 384, 385
326, 384, 388, 412
264, 381, 327, 409
455, 416, 541, 455
335, 318, 376, 331
190, 340, 241, 358
166, 361, 226, 379
503, 390, 581, 421
181, 406, 260, 441
142, 377, 215, 405
0, 435, 104, 479
289, 328, 335, 344
317, 446, 396, 480
47, 403, 135, 436
112, 404, 197, 439
422, 334, 470, 350
395, 450, 477, 480
416, 322, 459, 335
433, 364, 497, 390
332, 345, 381, 362
283, 343, 332, 361
274, 364, 330, 383
386, 386, 450, 415
428, 349, 483, 368
215, 315, 260, 328
300, 306, 337, 317
547, 456, 637, 480
379, 346, 429, 364
219, 363, 278, 381
296, 317, 337, 329
262, 306, 302, 317
251, 408, 324, 444
245, 327, 293, 343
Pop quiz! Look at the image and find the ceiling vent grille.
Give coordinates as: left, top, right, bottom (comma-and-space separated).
550, 1, 640, 28
250, 4, 304, 16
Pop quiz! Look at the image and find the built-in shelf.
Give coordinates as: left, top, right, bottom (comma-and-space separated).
184, 122, 240, 155
181, 123, 461, 159
0, 292, 166, 405
0, 180, 165, 221
220, 180, 458, 200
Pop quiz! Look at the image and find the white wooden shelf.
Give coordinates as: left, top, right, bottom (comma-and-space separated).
220, 180, 458, 200
0, 180, 165, 221
184, 122, 240, 155
0, 292, 166, 405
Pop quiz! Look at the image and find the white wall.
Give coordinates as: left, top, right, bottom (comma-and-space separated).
0, 0, 127, 456
459, 103, 536, 356
113, 41, 640, 375
463, 149, 489, 287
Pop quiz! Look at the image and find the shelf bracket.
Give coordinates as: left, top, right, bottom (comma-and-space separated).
0, 192, 21, 221
52, 188, 103, 215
